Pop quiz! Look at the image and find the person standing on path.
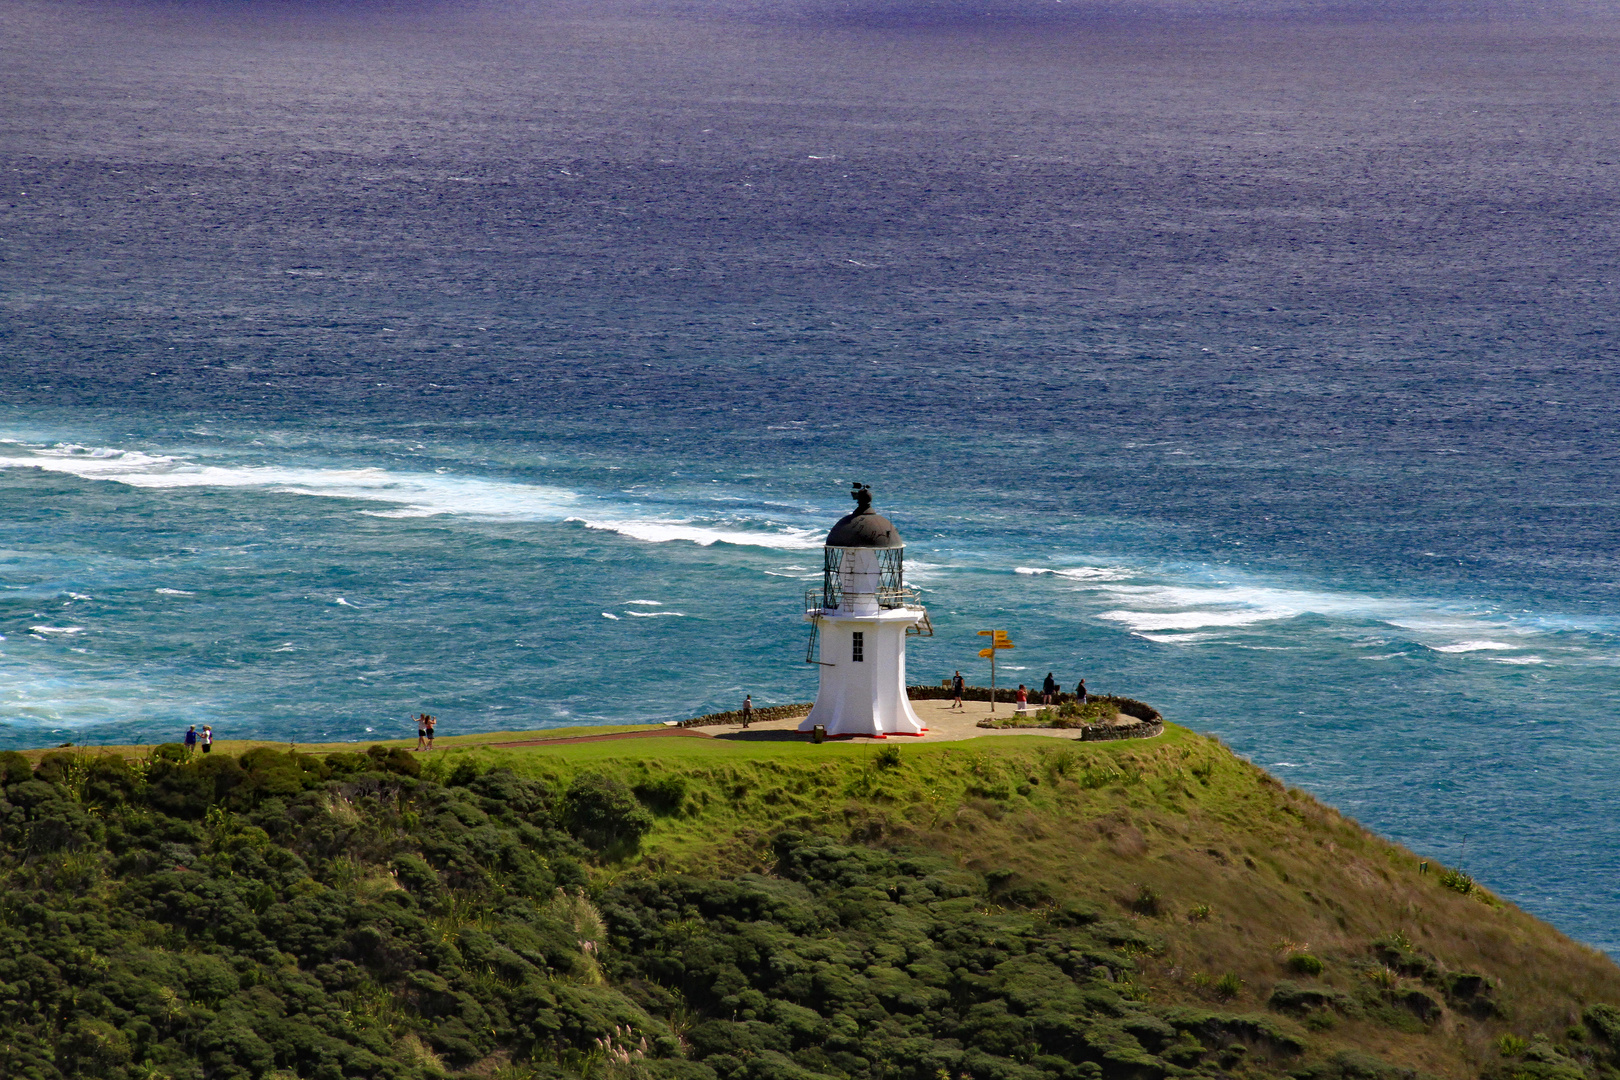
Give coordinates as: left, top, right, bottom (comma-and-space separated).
415, 714, 430, 751
1042, 672, 1057, 706
742, 695, 753, 728
1074, 678, 1087, 704
1016, 684, 1029, 714
951, 670, 965, 709
424, 714, 436, 750
200, 726, 213, 754
184, 726, 198, 755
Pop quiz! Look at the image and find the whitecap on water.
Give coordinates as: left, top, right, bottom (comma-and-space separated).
1134, 631, 1236, 645
0, 441, 581, 521
624, 600, 662, 606
155, 588, 195, 596
1103, 607, 1295, 632
1015, 565, 1131, 581
1428, 640, 1515, 653
30, 626, 84, 634
626, 610, 687, 617
601, 612, 621, 620
567, 517, 821, 550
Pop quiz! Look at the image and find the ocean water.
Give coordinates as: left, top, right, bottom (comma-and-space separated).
3, 0, 1620, 950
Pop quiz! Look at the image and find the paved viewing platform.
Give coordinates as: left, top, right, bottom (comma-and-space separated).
708, 697, 1155, 743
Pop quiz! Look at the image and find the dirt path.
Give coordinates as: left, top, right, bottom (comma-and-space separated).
485, 727, 712, 748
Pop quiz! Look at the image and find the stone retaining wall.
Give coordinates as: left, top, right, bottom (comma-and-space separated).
678, 689, 1162, 735
680, 703, 813, 728
907, 686, 1163, 724
1078, 719, 1165, 742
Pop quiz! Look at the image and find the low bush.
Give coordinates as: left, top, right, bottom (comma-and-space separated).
633, 774, 689, 815
1287, 952, 1326, 976
1129, 884, 1162, 916
563, 770, 654, 851
1439, 867, 1475, 894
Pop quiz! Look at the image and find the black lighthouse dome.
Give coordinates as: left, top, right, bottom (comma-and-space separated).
825, 484, 903, 549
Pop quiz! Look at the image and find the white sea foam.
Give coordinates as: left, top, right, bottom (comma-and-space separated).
624, 600, 662, 606
1030, 566, 1575, 659
155, 588, 195, 596
1015, 565, 1131, 581
601, 612, 621, 620
30, 625, 84, 635
0, 443, 581, 520
1104, 607, 1296, 632
1494, 655, 1547, 664
67, 592, 93, 600
626, 610, 686, 617
568, 517, 822, 550
1134, 631, 1233, 645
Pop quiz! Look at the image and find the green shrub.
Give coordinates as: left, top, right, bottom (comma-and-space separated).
0, 750, 32, 785
1438, 867, 1474, 894
874, 745, 902, 770
1287, 952, 1325, 976
1499, 1034, 1530, 1057
562, 771, 653, 852
1187, 903, 1212, 922
1129, 884, 1161, 916
364, 744, 421, 777
1584, 1004, 1620, 1045
1214, 972, 1244, 1000
633, 775, 688, 815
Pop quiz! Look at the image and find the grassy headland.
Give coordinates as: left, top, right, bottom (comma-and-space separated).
1, 724, 1616, 1080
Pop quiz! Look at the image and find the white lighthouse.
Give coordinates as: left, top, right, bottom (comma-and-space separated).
800, 484, 932, 738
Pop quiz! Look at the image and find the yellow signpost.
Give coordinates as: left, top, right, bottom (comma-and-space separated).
976, 629, 1015, 711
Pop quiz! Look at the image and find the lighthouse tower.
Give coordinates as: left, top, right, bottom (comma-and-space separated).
801, 484, 931, 738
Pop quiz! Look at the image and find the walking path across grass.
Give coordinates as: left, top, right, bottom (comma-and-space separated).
15, 698, 1157, 760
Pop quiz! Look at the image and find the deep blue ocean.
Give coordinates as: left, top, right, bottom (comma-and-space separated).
2, 0, 1618, 950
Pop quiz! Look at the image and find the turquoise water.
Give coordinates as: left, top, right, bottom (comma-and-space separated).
3, 0, 1618, 949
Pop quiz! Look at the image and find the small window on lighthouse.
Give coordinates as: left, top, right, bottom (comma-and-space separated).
852, 632, 865, 662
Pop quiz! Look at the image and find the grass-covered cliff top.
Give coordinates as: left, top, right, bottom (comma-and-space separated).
1, 723, 1617, 1080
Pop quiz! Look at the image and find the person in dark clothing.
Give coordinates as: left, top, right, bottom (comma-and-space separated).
200, 726, 213, 754
951, 670, 965, 709
1042, 672, 1057, 706
424, 714, 436, 750
183, 726, 198, 755
742, 695, 753, 728
1075, 679, 1087, 704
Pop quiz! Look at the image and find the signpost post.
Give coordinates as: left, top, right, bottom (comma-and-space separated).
976, 629, 1015, 712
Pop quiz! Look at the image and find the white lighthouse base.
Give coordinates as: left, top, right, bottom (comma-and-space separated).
801, 607, 926, 738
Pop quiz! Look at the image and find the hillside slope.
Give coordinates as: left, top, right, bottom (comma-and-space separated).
0, 725, 1616, 1080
